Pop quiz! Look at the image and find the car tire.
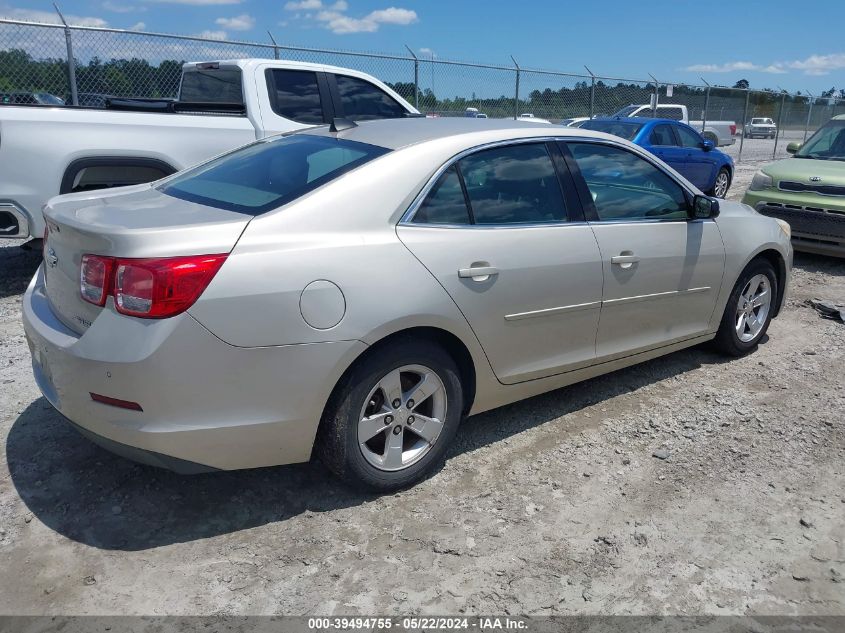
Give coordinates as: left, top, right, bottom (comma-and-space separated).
316, 338, 464, 492
712, 258, 778, 357
709, 167, 731, 198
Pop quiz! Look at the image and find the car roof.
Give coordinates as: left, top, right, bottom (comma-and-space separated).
299, 117, 609, 150
588, 116, 679, 125
834, 114, 845, 121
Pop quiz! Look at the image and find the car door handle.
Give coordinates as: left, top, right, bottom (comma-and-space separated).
458, 265, 499, 280
611, 254, 640, 268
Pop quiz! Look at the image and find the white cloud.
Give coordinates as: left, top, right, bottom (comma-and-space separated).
215, 13, 254, 30
102, 1, 145, 13
284, 0, 322, 9
684, 61, 762, 73
419, 47, 436, 58
144, 0, 243, 5
129, 21, 146, 30
685, 53, 845, 76
315, 5, 418, 34
194, 29, 228, 40
1, 6, 108, 27
283, 1, 417, 33
783, 53, 845, 76
366, 7, 416, 25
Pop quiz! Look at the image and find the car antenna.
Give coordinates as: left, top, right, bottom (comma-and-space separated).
330, 117, 358, 133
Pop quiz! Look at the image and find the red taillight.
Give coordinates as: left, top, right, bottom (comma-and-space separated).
80, 254, 115, 306
730, 124, 737, 136
79, 253, 227, 318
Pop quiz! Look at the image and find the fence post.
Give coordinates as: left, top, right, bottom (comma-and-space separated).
648, 73, 660, 116
511, 56, 520, 120
585, 66, 595, 119
773, 91, 786, 159
803, 91, 814, 143
700, 77, 711, 136
405, 45, 419, 110
738, 89, 750, 162
53, 4, 78, 105
267, 31, 280, 60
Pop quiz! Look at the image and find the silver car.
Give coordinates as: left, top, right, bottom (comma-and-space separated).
23, 118, 793, 490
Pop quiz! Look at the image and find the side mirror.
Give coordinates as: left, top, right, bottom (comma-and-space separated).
692, 195, 720, 219
786, 142, 801, 155
701, 139, 715, 152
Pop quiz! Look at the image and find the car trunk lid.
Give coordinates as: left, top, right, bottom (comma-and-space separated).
42, 184, 250, 334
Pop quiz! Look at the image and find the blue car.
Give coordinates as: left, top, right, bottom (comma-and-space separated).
579, 117, 734, 198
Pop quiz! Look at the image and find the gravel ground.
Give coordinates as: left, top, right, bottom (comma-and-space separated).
0, 159, 843, 616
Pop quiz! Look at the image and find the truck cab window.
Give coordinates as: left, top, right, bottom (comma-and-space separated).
179, 69, 244, 104
335, 75, 406, 121
267, 69, 325, 124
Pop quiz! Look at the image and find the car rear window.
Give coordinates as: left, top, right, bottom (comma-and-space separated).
579, 120, 643, 141
179, 68, 244, 104
158, 134, 389, 215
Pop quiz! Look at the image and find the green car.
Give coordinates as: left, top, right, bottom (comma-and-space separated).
742, 114, 845, 257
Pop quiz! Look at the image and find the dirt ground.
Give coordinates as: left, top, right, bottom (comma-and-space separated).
0, 163, 843, 616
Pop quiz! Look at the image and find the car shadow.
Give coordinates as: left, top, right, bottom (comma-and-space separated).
7, 344, 732, 551
0, 241, 41, 299
793, 252, 845, 278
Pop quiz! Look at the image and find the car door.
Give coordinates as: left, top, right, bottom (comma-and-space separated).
562, 140, 725, 361
647, 123, 688, 176
396, 141, 604, 385
673, 123, 715, 190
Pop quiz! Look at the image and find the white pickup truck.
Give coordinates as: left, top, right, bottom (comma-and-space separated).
613, 104, 737, 147
0, 58, 417, 240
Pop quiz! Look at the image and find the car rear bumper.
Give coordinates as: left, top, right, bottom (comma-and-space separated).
743, 191, 845, 257
22, 266, 367, 471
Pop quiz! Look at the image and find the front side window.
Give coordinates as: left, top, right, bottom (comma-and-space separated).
335, 75, 406, 121
159, 134, 389, 215
649, 124, 677, 146
568, 142, 688, 221
267, 69, 324, 124
458, 144, 568, 225
676, 125, 703, 148
180, 69, 244, 104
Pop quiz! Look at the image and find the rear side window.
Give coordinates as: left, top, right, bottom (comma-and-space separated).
267, 69, 325, 124
335, 75, 406, 121
159, 134, 389, 215
414, 167, 471, 225
459, 144, 567, 224
580, 120, 643, 141
180, 69, 244, 104
656, 107, 684, 121
650, 124, 677, 146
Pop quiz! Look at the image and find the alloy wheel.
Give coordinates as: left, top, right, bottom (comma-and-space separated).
714, 171, 730, 198
357, 364, 447, 472
735, 274, 772, 343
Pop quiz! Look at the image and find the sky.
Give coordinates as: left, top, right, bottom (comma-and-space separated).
2, 0, 845, 94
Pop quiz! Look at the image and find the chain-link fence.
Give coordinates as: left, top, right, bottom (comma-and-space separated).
2, 17, 844, 164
